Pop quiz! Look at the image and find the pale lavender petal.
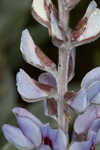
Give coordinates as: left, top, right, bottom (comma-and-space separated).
89, 119, 100, 133
12, 107, 43, 128
2, 124, 34, 150
54, 129, 67, 150
16, 69, 51, 102
41, 124, 57, 143
68, 89, 88, 112
91, 92, 100, 104
96, 129, 100, 144
38, 72, 57, 89
88, 119, 100, 144
16, 116, 42, 147
39, 145, 52, 150
81, 67, 100, 89
87, 81, 100, 102
69, 140, 93, 150
74, 105, 97, 134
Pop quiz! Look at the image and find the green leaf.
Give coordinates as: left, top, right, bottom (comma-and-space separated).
2, 143, 18, 150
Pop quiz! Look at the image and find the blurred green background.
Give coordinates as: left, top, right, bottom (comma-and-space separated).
0, 0, 100, 149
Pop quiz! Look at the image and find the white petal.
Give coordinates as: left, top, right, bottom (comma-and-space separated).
50, 11, 63, 40
85, 1, 97, 18
78, 8, 100, 41
20, 29, 40, 66
2, 124, 34, 150
20, 29, 56, 71
32, 0, 49, 27
16, 69, 50, 101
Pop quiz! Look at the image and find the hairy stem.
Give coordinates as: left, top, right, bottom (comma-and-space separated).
57, 48, 70, 131
57, 0, 71, 135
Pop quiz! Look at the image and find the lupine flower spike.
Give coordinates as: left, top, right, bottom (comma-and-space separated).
2, 0, 100, 150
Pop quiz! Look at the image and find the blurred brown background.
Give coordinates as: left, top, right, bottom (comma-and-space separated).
0, 0, 100, 149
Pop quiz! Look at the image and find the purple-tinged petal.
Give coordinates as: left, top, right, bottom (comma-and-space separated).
41, 124, 57, 149
88, 119, 100, 144
53, 129, 67, 150
41, 124, 67, 150
12, 107, 43, 128
2, 124, 34, 150
89, 119, 100, 133
38, 72, 57, 89
20, 29, 56, 72
43, 98, 57, 120
81, 67, 100, 89
16, 116, 42, 147
74, 105, 100, 134
67, 89, 88, 112
69, 140, 94, 150
39, 145, 52, 150
87, 81, 100, 102
16, 69, 55, 102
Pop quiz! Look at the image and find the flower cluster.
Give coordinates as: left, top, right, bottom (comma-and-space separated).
2, 107, 67, 150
